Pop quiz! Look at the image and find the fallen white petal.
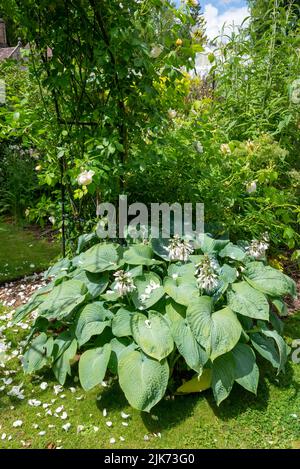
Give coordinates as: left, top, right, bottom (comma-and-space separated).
12, 420, 23, 427
62, 423, 71, 432
77, 425, 84, 434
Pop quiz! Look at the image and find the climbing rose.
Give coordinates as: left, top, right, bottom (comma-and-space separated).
77, 170, 95, 186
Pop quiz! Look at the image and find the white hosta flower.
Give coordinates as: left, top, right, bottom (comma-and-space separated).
40, 382, 48, 390
168, 109, 177, 119
167, 235, 194, 262
150, 45, 163, 58
220, 143, 231, 155
113, 270, 136, 296
194, 141, 204, 153
246, 181, 257, 194
245, 233, 269, 259
77, 170, 95, 186
195, 255, 220, 293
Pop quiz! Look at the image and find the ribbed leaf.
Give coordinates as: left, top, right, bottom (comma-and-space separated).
118, 349, 169, 412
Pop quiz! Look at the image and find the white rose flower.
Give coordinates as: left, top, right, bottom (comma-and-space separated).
77, 170, 95, 186
150, 45, 163, 58
246, 181, 257, 194
168, 109, 177, 119
195, 141, 203, 153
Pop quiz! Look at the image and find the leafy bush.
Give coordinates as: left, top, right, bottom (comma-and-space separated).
0, 143, 38, 221
15, 233, 296, 411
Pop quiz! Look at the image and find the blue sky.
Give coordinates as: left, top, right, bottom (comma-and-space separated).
175, 1, 249, 39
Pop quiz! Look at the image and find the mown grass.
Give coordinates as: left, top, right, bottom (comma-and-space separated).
0, 222, 60, 283
0, 307, 300, 449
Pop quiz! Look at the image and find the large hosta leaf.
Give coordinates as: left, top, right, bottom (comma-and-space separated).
151, 238, 171, 260
123, 244, 160, 266
167, 262, 196, 280
75, 302, 112, 347
231, 343, 259, 394
244, 262, 296, 297
219, 264, 237, 284
212, 343, 259, 405
13, 282, 54, 324
72, 270, 109, 298
227, 281, 269, 320
79, 243, 122, 273
109, 338, 137, 374
118, 349, 169, 412
211, 352, 235, 405
112, 308, 134, 337
195, 233, 229, 254
219, 242, 246, 261
187, 297, 242, 361
164, 274, 199, 307
131, 311, 174, 360
79, 344, 111, 391
37, 279, 87, 320
23, 333, 53, 373
250, 323, 289, 373
53, 339, 77, 385
166, 301, 207, 373
131, 272, 164, 309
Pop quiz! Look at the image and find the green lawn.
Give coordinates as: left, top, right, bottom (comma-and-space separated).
0, 222, 60, 283
0, 308, 300, 449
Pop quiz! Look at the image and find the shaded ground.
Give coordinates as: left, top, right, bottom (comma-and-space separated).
0, 221, 59, 283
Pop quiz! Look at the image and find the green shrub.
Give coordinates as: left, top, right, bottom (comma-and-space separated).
15, 233, 296, 411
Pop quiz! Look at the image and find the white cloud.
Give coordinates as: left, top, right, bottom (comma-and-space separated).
218, 0, 242, 5
204, 3, 249, 40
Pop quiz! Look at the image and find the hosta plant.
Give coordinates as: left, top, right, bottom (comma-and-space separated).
14, 234, 296, 411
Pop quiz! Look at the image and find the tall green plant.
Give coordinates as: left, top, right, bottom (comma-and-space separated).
15, 234, 295, 411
